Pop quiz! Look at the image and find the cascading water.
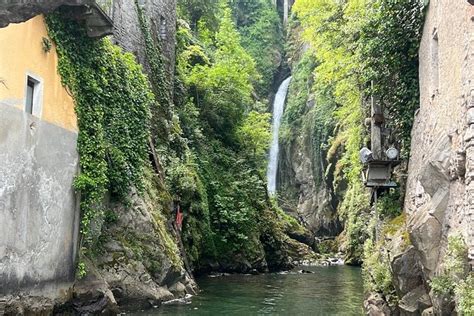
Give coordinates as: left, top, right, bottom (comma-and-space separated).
267, 76, 292, 194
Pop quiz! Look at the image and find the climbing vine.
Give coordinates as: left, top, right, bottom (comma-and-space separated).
46, 14, 152, 249
135, 1, 177, 147
359, 0, 425, 155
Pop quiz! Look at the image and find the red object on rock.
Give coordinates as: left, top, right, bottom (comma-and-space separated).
176, 205, 183, 231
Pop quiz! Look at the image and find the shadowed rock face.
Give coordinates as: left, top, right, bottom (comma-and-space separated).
0, 0, 93, 28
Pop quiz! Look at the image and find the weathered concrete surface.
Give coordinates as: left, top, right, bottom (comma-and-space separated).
0, 0, 92, 28
0, 105, 79, 298
402, 0, 474, 313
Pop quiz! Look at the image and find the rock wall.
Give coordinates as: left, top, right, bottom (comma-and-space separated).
66, 0, 195, 312
0, 0, 92, 27
389, 1, 474, 314
406, 0, 472, 276
66, 186, 196, 314
277, 29, 341, 240
278, 128, 341, 237
108, 0, 176, 83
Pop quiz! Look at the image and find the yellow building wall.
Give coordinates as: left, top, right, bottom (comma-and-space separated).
0, 15, 77, 132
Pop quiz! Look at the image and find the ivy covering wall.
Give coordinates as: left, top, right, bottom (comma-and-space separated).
46, 14, 153, 251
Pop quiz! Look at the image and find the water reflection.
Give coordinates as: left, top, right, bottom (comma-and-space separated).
129, 266, 365, 316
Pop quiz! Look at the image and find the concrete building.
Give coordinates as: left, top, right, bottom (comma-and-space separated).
0, 3, 112, 307
0, 14, 80, 301
0, 0, 179, 310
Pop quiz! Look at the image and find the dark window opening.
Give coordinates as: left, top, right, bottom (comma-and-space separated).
25, 77, 35, 114
159, 16, 167, 41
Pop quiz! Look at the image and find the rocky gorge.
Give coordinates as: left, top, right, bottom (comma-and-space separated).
0, 0, 473, 315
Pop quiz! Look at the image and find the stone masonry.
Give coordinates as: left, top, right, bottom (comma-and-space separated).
404, 0, 473, 289
107, 0, 177, 85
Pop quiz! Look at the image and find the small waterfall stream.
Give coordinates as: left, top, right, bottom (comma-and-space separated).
267, 76, 292, 194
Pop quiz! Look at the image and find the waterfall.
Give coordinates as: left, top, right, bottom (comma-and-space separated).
267, 76, 292, 195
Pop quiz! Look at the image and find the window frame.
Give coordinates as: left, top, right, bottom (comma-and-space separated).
24, 73, 43, 118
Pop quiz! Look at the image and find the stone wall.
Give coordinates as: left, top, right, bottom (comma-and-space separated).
108, 0, 177, 84
406, 0, 472, 273
396, 0, 473, 313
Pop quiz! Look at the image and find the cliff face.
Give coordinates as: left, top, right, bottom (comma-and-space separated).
277, 29, 341, 240
406, 0, 473, 273
69, 184, 196, 314
278, 118, 341, 237
367, 2, 474, 314
108, 0, 176, 78
69, 0, 197, 312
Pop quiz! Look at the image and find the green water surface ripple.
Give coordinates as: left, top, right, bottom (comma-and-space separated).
130, 265, 365, 316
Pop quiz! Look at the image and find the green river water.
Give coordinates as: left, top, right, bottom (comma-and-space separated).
130, 266, 365, 316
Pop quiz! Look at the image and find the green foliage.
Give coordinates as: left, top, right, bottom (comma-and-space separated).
46, 14, 152, 250
231, 0, 283, 97
199, 140, 268, 260
382, 213, 410, 249
237, 111, 272, 167
362, 238, 395, 297
377, 189, 402, 219
166, 151, 216, 265
76, 260, 87, 279
430, 235, 470, 313
42, 37, 52, 53
339, 182, 371, 262
445, 235, 469, 279
135, 1, 184, 150
455, 274, 474, 315
290, 0, 425, 264
175, 3, 295, 270
362, 213, 410, 302
186, 8, 258, 144
178, 0, 219, 30
280, 52, 316, 130
359, 0, 424, 155
431, 275, 456, 296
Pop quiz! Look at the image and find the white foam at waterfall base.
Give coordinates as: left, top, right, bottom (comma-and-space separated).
267, 76, 292, 195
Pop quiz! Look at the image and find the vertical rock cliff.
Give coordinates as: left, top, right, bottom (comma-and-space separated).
392, 1, 473, 314
277, 25, 342, 240
366, 2, 474, 315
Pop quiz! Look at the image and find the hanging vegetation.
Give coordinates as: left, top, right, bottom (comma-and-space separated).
46, 14, 153, 253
